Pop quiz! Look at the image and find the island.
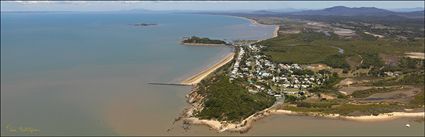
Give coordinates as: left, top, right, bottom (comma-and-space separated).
132, 23, 157, 27
181, 36, 227, 46
177, 6, 425, 133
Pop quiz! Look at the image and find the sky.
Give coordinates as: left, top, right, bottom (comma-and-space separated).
1, 1, 424, 12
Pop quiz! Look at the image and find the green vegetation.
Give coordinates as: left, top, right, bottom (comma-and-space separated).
398, 57, 425, 72
372, 71, 424, 86
359, 53, 384, 68
295, 100, 339, 108
351, 87, 399, 98
292, 69, 315, 75
249, 17, 285, 25
283, 15, 424, 38
309, 73, 343, 93
284, 95, 299, 103
398, 72, 425, 86
259, 32, 339, 64
258, 32, 424, 70
193, 17, 424, 121
182, 36, 226, 44
285, 103, 404, 116
346, 55, 362, 68
321, 54, 350, 70
409, 91, 425, 107
196, 74, 275, 122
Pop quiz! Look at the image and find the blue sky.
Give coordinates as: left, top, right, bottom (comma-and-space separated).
1, 1, 424, 12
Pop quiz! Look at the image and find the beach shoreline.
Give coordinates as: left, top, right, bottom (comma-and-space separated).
180, 52, 234, 85
183, 107, 424, 133
178, 15, 279, 85
272, 110, 425, 122
233, 16, 280, 39
181, 42, 227, 46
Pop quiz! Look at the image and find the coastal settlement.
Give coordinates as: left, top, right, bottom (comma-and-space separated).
178, 12, 424, 133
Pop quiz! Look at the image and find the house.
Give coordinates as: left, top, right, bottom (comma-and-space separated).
274, 94, 283, 98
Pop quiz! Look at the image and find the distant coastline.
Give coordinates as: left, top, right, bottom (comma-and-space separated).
233, 16, 280, 39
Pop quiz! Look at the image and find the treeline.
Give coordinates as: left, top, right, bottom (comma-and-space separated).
196, 74, 275, 122
309, 72, 342, 93
182, 36, 226, 44
359, 53, 384, 69
321, 54, 350, 70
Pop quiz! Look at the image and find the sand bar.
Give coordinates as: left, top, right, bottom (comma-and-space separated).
405, 52, 425, 59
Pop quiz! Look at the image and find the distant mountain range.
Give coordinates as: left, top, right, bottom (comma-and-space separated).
389, 7, 425, 12
200, 6, 424, 29
201, 6, 424, 19
287, 6, 424, 18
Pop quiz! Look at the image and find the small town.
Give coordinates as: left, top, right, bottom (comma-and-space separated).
229, 43, 329, 100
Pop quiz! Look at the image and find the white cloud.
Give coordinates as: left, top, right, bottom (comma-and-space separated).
13, 1, 53, 4
13, 1, 91, 5
121, 1, 143, 4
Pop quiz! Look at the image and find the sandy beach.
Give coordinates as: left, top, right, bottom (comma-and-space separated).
181, 43, 226, 46
183, 103, 276, 133
180, 53, 234, 85
405, 52, 425, 59
183, 108, 424, 133
272, 25, 279, 38
240, 17, 279, 38
272, 110, 425, 122
231, 16, 279, 39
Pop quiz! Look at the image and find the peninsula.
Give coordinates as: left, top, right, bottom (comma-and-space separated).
178, 6, 425, 133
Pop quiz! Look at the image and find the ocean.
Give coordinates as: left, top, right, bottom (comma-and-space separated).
0, 11, 275, 135
1, 11, 423, 136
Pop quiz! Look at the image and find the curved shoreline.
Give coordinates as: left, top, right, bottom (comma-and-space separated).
272, 110, 425, 122
183, 107, 424, 133
180, 53, 234, 85
181, 42, 226, 46
233, 16, 279, 39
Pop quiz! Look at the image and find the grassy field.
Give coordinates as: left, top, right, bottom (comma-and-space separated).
351, 87, 400, 98
258, 32, 424, 69
259, 32, 340, 64
410, 91, 424, 108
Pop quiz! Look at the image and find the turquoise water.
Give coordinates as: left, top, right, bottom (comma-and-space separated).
1, 12, 275, 135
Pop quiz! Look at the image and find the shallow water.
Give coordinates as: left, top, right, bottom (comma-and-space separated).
0, 11, 275, 136
1, 11, 423, 136
170, 115, 424, 136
